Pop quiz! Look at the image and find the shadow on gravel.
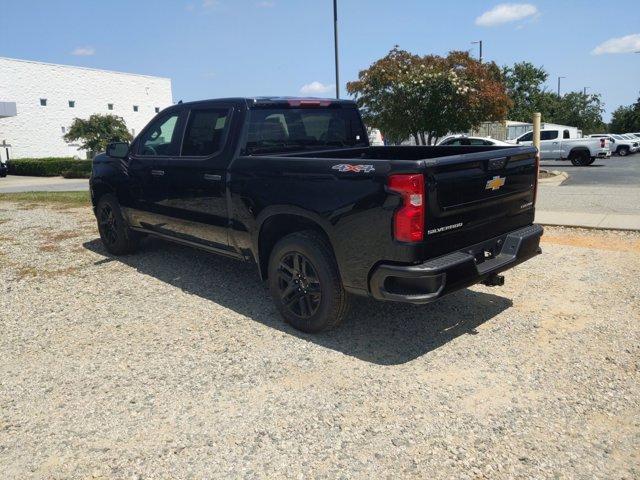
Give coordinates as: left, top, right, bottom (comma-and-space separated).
84, 237, 512, 365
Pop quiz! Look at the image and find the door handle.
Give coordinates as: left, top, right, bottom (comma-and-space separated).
204, 174, 222, 181
151, 169, 165, 176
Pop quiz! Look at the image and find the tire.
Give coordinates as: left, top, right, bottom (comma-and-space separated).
95, 194, 140, 255
267, 231, 349, 333
569, 150, 590, 166
618, 147, 629, 157
586, 157, 596, 166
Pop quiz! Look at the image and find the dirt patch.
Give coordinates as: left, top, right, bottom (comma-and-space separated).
38, 229, 82, 242
14, 264, 80, 281
542, 233, 640, 253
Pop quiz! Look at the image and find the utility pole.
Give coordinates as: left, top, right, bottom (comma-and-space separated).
557, 76, 565, 97
583, 86, 589, 96
333, 0, 340, 99
472, 40, 483, 62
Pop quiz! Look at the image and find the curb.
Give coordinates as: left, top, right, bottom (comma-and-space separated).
538, 170, 568, 186
536, 210, 640, 231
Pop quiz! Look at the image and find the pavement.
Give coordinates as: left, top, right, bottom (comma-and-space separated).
0, 175, 89, 193
535, 155, 640, 230
1, 156, 640, 231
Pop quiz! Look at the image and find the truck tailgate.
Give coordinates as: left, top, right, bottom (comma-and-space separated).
424, 147, 537, 244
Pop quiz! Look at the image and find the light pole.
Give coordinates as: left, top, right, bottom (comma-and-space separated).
583, 86, 589, 96
557, 76, 565, 97
471, 40, 483, 62
333, 0, 340, 99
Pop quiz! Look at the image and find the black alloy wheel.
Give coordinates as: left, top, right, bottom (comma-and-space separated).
276, 252, 322, 318
98, 203, 118, 246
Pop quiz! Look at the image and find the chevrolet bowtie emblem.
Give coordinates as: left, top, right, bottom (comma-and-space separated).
485, 176, 506, 191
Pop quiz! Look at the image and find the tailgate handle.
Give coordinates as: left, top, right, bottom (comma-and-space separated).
204, 174, 222, 181
488, 157, 507, 171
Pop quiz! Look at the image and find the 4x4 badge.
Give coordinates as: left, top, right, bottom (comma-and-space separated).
485, 175, 506, 191
332, 164, 375, 173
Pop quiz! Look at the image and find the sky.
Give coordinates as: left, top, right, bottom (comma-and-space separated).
1, 0, 639, 121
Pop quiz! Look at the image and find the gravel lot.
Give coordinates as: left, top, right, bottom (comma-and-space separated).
1, 203, 639, 479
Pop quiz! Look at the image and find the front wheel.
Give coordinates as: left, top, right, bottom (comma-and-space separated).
267, 231, 349, 333
618, 147, 629, 157
96, 194, 140, 255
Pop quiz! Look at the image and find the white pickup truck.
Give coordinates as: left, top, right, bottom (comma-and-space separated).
510, 128, 610, 166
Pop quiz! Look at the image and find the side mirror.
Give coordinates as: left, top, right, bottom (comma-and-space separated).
106, 142, 130, 159
516, 139, 521, 144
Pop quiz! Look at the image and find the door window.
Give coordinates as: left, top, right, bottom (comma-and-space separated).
138, 113, 181, 156
540, 130, 559, 141
182, 108, 231, 156
563, 130, 570, 139
519, 132, 533, 142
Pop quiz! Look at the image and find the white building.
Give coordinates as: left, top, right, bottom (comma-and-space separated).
0, 57, 173, 160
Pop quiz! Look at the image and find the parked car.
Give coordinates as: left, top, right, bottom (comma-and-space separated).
0, 160, 7, 177
91, 97, 543, 333
619, 134, 639, 152
589, 134, 637, 156
510, 128, 610, 165
438, 135, 512, 146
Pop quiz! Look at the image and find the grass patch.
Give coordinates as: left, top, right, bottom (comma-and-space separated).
0, 191, 90, 207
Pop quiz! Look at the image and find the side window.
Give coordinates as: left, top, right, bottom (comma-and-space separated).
519, 132, 533, 142
563, 130, 570, 139
182, 108, 231, 156
541, 130, 559, 141
138, 113, 180, 156
468, 139, 486, 146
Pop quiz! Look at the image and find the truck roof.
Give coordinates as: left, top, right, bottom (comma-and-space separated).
173, 97, 357, 108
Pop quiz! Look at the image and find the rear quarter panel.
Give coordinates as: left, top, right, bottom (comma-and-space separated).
227, 155, 417, 291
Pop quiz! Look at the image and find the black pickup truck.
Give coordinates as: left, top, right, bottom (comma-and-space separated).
91, 97, 543, 333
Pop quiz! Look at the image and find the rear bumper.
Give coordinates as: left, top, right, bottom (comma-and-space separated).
369, 224, 543, 304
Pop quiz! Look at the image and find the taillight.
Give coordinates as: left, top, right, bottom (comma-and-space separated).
388, 174, 425, 242
600, 138, 605, 148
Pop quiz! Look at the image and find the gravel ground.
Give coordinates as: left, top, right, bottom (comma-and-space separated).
1, 203, 639, 479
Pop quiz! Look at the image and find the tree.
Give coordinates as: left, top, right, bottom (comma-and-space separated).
346, 47, 510, 144
554, 92, 606, 135
63, 114, 132, 154
609, 96, 640, 133
502, 61, 605, 132
501, 62, 548, 122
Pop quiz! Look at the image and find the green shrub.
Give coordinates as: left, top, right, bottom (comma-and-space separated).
7, 157, 92, 178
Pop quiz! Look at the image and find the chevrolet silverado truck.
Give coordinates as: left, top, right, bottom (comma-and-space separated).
90, 97, 543, 333
512, 128, 610, 166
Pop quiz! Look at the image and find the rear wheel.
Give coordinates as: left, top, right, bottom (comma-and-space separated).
570, 150, 590, 166
267, 231, 349, 333
96, 194, 140, 255
586, 157, 596, 166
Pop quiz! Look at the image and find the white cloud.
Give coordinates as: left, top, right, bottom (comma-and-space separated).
475, 3, 538, 27
257, 1, 275, 7
300, 81, 334, 95
592, 33, 640, 55
71, 46, 95, 56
